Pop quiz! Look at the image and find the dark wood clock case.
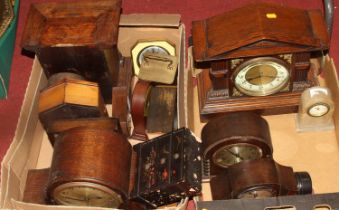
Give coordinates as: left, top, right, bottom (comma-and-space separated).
21, 0, 122, 103
192, 3, 329, 119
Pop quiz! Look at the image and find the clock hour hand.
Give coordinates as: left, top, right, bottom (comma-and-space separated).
225, 148, 244, 160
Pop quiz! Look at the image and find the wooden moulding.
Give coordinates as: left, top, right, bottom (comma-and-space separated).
20, 0, 122, 103
197, 69, 301, 119
38, 77, 108, 136
47, 117, 121, 146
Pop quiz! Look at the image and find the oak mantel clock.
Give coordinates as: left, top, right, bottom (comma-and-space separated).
192, 3, 329, 119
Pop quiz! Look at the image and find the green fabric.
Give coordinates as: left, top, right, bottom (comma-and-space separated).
0, 0, 19, 99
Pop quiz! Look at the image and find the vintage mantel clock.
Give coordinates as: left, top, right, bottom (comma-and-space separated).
192, 3, 329, 118
24, 128, 201, 208
20, 0, 122, 103
201, 112, 273, 176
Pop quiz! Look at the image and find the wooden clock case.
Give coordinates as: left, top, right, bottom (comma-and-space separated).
21, 0, 122, 103
192, 3, 329, 119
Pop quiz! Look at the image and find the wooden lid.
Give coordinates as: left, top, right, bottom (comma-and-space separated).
192, 3, 329, 61
21, 0, 121, 51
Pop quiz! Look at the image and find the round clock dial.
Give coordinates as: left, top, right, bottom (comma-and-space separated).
237, 187, 277, 199
53, 182, 123, 208
131, 41, 176, 76
137, 45, 170, 66
307, 103, 330, 117
234, 58, 289, 96
212, 143, 263, 168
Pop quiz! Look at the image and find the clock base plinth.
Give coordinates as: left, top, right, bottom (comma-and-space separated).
197, 70, 301, 121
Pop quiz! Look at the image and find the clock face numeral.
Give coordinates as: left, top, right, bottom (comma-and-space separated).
307, 103, 330, 117
234, 59, 290, 96
212, 143, 263, 168
53, 182, 123, 208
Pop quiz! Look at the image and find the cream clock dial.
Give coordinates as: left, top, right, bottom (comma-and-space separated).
234, 58, 289, 96
307, 103, 330, 117
53, 182, 123, 208
131, 41, 176, 76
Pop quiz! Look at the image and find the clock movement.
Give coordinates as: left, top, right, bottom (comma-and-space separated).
21, 0, 122, 102
201, 112, 272, 176
192, 3, 329, 118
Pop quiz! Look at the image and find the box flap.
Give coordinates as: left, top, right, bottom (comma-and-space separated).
120, 14, 181, 27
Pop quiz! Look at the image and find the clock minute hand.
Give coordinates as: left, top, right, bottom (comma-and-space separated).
225, 149, 244, 160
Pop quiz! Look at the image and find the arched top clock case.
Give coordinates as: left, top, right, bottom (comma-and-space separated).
191, 3, 330, 118
192, 3, 329, 61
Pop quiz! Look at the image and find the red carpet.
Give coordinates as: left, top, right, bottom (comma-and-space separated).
0, 1, 338, 207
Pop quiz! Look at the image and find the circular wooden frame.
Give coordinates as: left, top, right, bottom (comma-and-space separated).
202, 112, 272, 171
46, 127, 132, 208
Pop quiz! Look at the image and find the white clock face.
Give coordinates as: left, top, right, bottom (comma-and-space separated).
234, 59, 289, 96
308, 103, 330, 117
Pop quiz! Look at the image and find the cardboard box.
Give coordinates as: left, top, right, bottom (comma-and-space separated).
0, 14, 191, 210
0, 0, 19, 99
189, 54, 339, 208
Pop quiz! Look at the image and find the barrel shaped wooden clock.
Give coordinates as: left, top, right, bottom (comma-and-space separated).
21, 0, 122, 103
192, 3, 329, 119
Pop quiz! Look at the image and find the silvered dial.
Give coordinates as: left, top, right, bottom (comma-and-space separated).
212, 143, 263, 168
234, 59, 289, 96
53, 182, 123, 208
137, 45, 169, 66
237, 188, 276, 199
307, 103, 330, 117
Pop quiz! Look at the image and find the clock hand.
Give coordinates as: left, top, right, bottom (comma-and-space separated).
61, 195, 87, 202
225, 148, 244, 160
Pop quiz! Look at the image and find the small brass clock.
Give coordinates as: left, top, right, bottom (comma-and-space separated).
131, 41, 175, 76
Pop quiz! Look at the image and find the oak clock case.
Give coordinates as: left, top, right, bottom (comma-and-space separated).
46, 127, 131, 208
201, 112, 273, 176
192, 3, 330, 118
20, 0, 122, 103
